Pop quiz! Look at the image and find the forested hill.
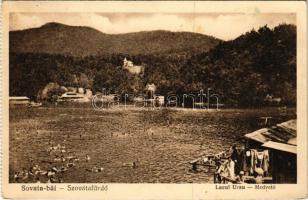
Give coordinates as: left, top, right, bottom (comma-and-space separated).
10, 22, 221, 57
181, 24, 296, 106
9, 24, 296, 106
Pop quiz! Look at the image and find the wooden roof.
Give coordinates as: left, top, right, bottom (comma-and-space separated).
245, 119, 297, 154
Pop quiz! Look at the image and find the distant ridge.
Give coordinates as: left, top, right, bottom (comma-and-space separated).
10, 22, 222, 57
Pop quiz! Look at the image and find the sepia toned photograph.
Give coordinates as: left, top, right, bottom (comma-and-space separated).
8, 11, 298, 184
1, 1, 307, 199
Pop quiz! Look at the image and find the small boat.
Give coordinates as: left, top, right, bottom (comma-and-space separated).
122, 161, 136, 168
28, 102, 42, 107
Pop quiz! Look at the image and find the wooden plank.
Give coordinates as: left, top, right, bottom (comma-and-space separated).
188, 161, 216, 167
219, 175, 272, 183
242, 176, 273, 181
189, 158, 201, 164
219, 175, 238, 183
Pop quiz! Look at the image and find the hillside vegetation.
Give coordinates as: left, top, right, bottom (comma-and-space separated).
9, 23, 296, 106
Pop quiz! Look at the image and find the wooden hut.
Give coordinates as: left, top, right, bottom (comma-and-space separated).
244, 119, 296, 183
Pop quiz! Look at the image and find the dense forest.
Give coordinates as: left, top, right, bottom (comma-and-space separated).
9, 23, 296, 107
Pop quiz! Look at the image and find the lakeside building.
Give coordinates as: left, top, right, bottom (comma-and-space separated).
58, 92, 90, 103
9, 96, 30, 106
244, 119, 296, 183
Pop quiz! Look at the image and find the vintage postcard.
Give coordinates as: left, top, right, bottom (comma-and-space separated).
1, 1, 307, 199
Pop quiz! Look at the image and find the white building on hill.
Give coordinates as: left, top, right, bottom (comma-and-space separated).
123, 57, 143, 75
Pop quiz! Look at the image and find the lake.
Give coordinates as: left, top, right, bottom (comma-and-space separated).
9, 106, 296, 183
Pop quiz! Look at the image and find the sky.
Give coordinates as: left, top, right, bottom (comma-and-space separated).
10, 13, 296, 40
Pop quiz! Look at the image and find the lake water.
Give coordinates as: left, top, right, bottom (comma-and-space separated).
9, 106, 296, 183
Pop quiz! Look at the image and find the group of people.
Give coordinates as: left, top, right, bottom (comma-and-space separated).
215, 145, 243, 183
215, 145, 270, 184
13, 143, 94, 183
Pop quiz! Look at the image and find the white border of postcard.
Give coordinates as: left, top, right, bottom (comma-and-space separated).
1, 1, 307, 199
